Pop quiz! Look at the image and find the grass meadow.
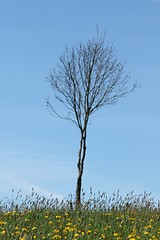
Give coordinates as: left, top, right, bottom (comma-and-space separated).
0, 190, 160, 239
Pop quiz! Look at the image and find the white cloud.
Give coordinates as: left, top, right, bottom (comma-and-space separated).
0, 154, 76, 202
0, 154, 76, 182
0, 172, 64, 201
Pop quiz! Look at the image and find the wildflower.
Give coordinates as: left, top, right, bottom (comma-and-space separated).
101, 233, 106, 239
15, 231, 20, 236
113, 233, 119, 237
128, 234, 136, 239
52, 235, 62, 239
22, 228, 27, 231
4, 212, 11, 216
0, 221, 6, 225
1, 230, 6, 235
87, 230, 91, 234
12, 210, 17, 215
66, 222, 71, 226
32, 227, 37, 231
74, 233, 79, 237
56, 215, 61, 219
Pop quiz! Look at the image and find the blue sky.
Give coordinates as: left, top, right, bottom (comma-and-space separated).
0, 0, 160, 203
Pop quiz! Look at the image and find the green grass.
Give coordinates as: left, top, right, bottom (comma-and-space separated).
0, 190, 160, 239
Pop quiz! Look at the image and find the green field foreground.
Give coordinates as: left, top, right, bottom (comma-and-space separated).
0, 190, 160, 239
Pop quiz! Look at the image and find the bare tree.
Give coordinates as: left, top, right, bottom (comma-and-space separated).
46, 32, 136, 207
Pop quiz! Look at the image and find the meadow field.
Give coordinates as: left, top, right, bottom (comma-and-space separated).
0, 190, 160, 239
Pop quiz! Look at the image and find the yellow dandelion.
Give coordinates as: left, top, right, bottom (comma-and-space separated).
32, 227, 37, 231
0, 221, 6, 225
101, 233, 106, 239
113, 233, 119, 237
87, 230, 91, 234
1, 230, 6, 235
22, 228, 27, 231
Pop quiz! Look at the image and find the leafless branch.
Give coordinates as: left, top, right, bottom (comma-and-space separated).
46, 31, 137, 206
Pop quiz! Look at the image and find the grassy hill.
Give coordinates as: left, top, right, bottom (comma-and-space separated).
0, 190, 160, 239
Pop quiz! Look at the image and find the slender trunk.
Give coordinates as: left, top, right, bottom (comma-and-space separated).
75, 173, 82, 207
76, 129, 87, 208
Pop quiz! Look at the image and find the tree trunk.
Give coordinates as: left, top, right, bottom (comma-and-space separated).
76, 173, 82, 207
75, 129, 87, 208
